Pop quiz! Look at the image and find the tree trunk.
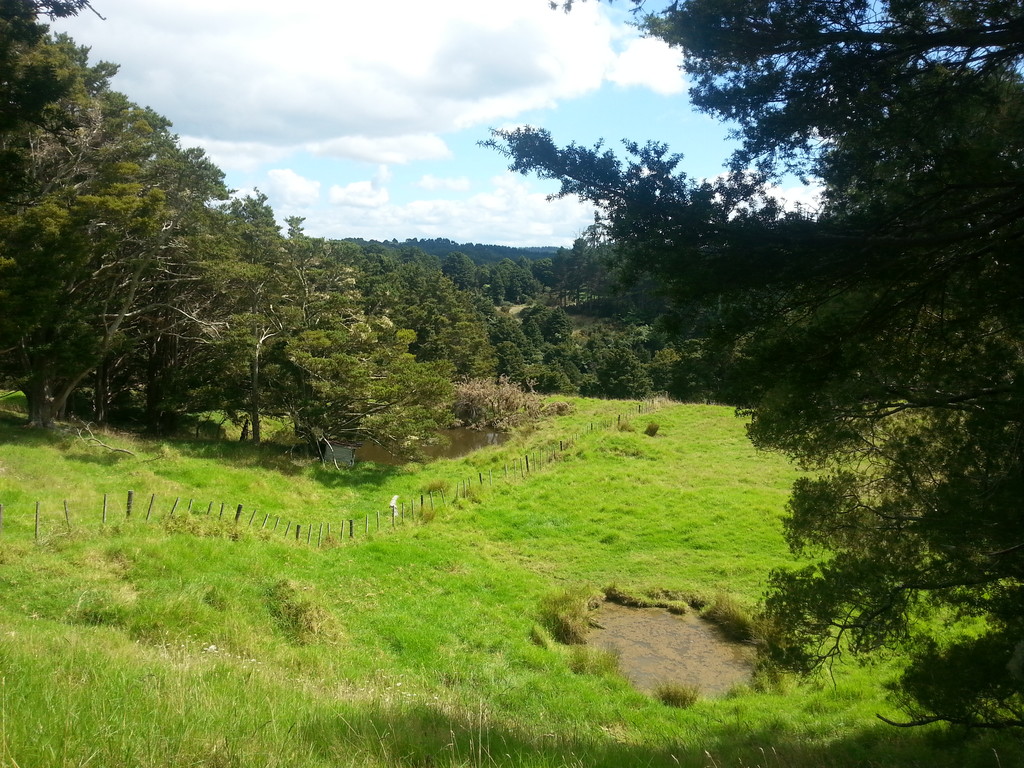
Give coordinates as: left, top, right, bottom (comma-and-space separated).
24, 374, 68, 428
249, 352, 262, 444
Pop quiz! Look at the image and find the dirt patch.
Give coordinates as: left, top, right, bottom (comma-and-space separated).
588, 601, 754, 696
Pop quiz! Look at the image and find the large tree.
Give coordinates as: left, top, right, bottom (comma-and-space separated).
494, 0, 1024, 728
0, 37, 227, 427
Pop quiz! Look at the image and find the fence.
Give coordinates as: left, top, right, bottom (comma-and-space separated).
0, 399, 664, 548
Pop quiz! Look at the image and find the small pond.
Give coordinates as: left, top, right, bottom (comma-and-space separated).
354, 428, 508, 466
588, 602, 755, 696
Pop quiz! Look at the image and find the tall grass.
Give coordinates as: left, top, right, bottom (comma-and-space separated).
0, 396, 1020, 767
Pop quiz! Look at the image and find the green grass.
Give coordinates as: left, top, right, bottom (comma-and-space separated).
0, 395, 1020, 767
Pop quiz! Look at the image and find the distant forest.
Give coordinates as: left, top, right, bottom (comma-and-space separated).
343, 237, 560, 265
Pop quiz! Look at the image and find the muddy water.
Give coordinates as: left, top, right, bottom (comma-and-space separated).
588, 602, 754, 695
354, 428, 508, 465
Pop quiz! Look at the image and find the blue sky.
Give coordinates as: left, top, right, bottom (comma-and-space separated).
52, 0, 816, 247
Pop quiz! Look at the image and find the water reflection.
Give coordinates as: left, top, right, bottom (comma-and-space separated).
354, 428, 508, 466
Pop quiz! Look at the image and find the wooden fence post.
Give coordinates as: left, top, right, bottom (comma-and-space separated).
126, 490, 134, 519
248, 509, 257, 526
234, 504, 243, 524
147, 495, 155, 521
349, 520, 354, 538
318, 523, 323, 547
295, 524, 300, 541
35, 502, 40, 539
169, 497, 179, 517
64, 500, 71, 531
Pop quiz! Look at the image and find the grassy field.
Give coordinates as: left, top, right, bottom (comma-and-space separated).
0, 394, 1019, 767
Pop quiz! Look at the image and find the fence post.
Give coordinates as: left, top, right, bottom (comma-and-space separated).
295, 524, 300, 541
0, 503, 4, 537
349, 520, 354, 538
126, 490, 134, 519
64, 500, 71, 531
318, 523, 323, 547
248, 509, 257, 526
35, 502, 40, 540
147, 495, 155, 521
169, 497, 179, 517
234, 504, 243, 524
102, 494, 108, 525
262, 513, 270, 529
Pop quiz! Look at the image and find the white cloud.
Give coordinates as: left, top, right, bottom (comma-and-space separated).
772, 181, 824, 215
607, 37, 686, 95
309, 135, 452, 165
51, 1, 695, 246
416, 175, 472, 192
179, 136, 294, 173
328, 166, 392, 208
55, 0, 623, 150
310, 173, 594, 246
266, 169, 321, 207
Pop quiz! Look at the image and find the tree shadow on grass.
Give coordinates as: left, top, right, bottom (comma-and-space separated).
296, 700, 1024, 768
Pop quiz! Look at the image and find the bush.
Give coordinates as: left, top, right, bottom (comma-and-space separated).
654, 682, 700, 708
644, 422, 660, 437
453, 376, 544, 430
538, 586, 600, 645
703, 592, 755, 643
266, 579, 340, 645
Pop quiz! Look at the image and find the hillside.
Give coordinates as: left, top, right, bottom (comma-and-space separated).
0, 397, 1019, 768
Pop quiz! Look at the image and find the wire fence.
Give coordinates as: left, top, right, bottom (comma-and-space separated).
0, 400, 665, 548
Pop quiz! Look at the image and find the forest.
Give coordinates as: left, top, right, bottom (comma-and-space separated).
0, 5, 714, 458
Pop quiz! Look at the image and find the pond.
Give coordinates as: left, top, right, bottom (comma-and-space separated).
354, 427, 508, 466
588, 601, 755, 696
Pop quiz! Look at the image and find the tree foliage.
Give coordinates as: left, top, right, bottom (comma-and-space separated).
493, 0, 1024, 729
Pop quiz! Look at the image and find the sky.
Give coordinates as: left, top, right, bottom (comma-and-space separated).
51, 0, 816, 248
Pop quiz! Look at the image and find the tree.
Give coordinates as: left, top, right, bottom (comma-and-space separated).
493, 0, 1024, 729
0, 37, 226, 427
0, 1, 99, 203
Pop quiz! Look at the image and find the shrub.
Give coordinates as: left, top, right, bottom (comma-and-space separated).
266, 579, 340, 645
453, 376, 544, 430
654, 682, 700, 708
703, 592, 755, 643
537, 586, 600, 645
644, 422, 660, 437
